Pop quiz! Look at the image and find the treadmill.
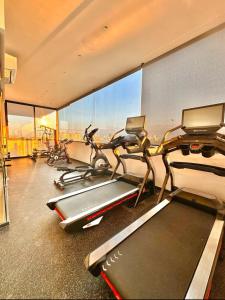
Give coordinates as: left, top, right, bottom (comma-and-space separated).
85, 103, 225, 299
47, 116, 155, 232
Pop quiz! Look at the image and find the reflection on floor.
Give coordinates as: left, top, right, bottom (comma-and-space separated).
0, 158, 224, 299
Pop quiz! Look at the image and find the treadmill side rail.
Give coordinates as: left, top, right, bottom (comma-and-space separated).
85, 199, 170, 275
47, 179, 117, 209
59, 187, 139, 230
185, 218, 224, 299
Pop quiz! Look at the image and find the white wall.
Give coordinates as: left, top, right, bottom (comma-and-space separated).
142, 26, 225, 143
67, 141, 154, 179
66, 27, 225, 203
68, 141, 225, 202
141, 26, 225, 201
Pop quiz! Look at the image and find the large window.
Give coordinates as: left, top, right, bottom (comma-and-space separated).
6, 102, 56, 157
59, 70, 142, 141
7, 103, 35, 157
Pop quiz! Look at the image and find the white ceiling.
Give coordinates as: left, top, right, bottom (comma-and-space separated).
4, 0, 225, 108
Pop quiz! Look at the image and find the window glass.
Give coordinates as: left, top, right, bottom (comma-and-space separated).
59, 70, 142, 141
35, 107, 56, 139
7, 103, 34, 157
7, 103, 57, 157
8, 103, 34, 139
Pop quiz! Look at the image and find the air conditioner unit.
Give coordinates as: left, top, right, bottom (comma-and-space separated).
4, 53, 17, 84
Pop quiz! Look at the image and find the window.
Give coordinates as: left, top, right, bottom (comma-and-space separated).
6, 102, 57, 157
7, 103, 35, 157
59, 70, 142, 141
35, 107, 56, 139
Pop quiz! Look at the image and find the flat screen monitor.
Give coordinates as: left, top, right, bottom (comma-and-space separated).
126, 116, 145, 133
182, 103, 224, 134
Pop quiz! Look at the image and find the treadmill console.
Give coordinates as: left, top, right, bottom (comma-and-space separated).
125, 116, 145, 134
180, 144, 215, 157
182, 103, 224, 135
124, 116, 150, 153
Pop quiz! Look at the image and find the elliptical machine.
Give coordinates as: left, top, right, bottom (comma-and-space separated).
54, 124, 113, 190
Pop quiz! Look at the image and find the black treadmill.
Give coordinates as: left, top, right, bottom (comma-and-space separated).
47, 116, 155, 231
85, 103, 225, 299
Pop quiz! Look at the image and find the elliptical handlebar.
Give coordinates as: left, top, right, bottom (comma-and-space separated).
83, 124, 99, 146
110, 128, 124, 142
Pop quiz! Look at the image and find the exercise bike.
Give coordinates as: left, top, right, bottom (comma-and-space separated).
47, 138, 73, 166
54, 124, 113, 190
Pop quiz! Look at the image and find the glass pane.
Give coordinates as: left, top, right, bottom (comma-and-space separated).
59, 70, 142, 141
7, 103, 35, 157
35, 107, 56, 150
35, 107, 56, 135
59, 94, 94, 140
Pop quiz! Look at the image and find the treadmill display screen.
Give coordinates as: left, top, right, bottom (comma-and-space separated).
182, 103, 224, 134
126, 116, 145, 133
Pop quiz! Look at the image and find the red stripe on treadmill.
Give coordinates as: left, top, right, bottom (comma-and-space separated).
204, 283, 211, 300
101, 271, 122, 300
54, 207, 65, 221
86, 192, 138, 221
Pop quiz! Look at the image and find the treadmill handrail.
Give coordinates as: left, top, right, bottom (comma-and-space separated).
159, 125, 182, 145
85, 199, 170, 272
170, 162, 225, 177
47, 179, 117, 208
185, 218, 224, 299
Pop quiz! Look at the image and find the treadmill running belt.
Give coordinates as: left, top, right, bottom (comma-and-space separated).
102, 200, 215, 299
56, 180, 136, 219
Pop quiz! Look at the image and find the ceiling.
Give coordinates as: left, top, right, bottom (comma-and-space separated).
4, 0, 225, 109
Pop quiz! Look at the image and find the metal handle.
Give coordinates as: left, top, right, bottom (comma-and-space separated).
159, 125, 182, 145
110, 128, 124, 141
